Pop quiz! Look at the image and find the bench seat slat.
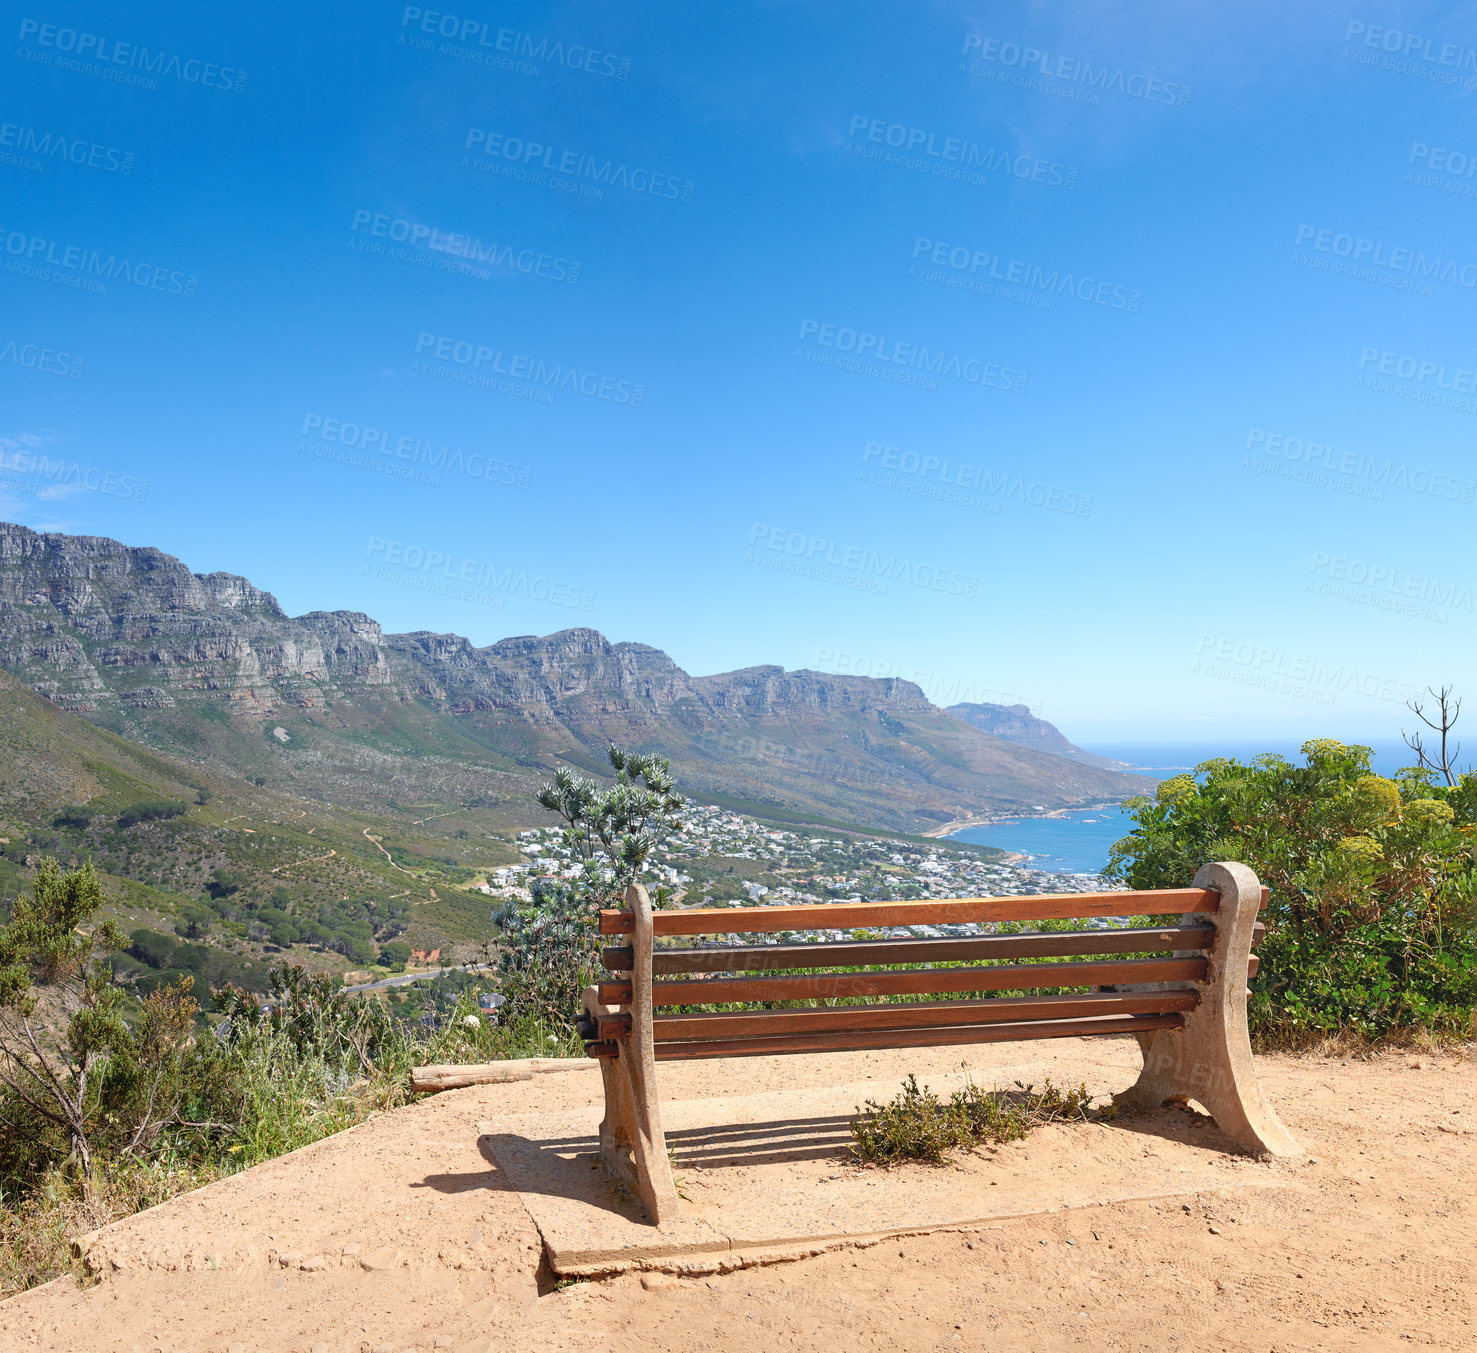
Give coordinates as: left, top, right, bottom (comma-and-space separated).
644, 991, 1199, 1040
598, 956, 1208, 1007
649, 1012, 1186, 1061
599, 887, 1220, 937
602, 922, 1264, 975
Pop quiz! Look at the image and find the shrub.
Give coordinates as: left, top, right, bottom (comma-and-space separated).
206, 869, 243, 900
129, 928, 177, 969
1108, 740, 1477, 1046
116, 800, 187, 830
849, 1074, 1106, 1166
0, 861, 198, 1190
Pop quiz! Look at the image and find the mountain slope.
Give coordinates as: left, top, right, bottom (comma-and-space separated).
0, 522, 1150, 834
946, 703, 1130, 772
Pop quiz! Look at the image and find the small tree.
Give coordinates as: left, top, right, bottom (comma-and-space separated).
494, 746, 684, 1029
378, 940, 411, 972
0, 860, 197, 1190
1404, 685, 1464, 786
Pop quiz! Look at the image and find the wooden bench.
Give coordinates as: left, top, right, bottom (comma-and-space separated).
576, 860, 1302, 1224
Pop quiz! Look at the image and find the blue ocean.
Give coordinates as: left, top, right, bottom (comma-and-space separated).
949, 739, 1417, 876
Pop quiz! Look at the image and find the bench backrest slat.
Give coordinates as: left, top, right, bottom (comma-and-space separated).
602, 920, 1265, 976
599, 887, 1218, 937
599, 954, 1207, 1007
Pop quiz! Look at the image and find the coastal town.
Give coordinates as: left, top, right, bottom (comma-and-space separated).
480, 802, 1118, 939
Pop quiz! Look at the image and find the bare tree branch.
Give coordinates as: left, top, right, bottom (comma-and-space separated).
1404, 685, 1463, 786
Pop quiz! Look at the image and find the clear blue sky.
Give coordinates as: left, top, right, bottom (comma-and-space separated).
3, 2, 1473, 746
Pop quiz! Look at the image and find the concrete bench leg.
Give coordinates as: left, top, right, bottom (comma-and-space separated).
582, 883, 680, 1225
1118, 861, 1303, 1159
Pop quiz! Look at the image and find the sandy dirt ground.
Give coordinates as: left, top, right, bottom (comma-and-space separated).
0, 1038, 1470, 1353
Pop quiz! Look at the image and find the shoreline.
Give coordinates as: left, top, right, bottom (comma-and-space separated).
924, 800, 1125, 840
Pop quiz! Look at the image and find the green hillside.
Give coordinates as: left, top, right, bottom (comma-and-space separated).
0, 671, 518, 995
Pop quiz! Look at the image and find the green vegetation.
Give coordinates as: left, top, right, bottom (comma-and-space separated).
1108, 739, 1477, 1047
0, 860, 569, 1297
115, 799, 188, 830
378, 940, 411, 971
849, 1073, 1108, 1166
494, 745, 683, 1030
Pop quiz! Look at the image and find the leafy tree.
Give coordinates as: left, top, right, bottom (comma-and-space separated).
535, 745, 684, 901
0, 861, 197, 1189
207, 868, 244, 900
178, 904, 214, 939
129, 928, 178, 969
1108, 740, 1477, 1045
116, 800, 187, 830
378, 940, 411, 972
494, 745, 684, 1028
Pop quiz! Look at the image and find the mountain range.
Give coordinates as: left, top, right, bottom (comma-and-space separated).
0, 522, 1150, 836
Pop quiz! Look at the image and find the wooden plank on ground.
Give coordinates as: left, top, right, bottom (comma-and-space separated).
650, 1012, 1186, 1060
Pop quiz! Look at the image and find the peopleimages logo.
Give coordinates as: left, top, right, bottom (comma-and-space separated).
1193, 634, 1416, 708
397, 7, 631, 80
1309, 552, 1471, 622
1294, 224, 1477, 290
0, 121, 134, 175
0, 441, 146, 500
844, 115, 1078, 190
796, 319, 1027, 393
1244, 428, 1475, 503
960, 34, 1191, 107
1358, 346, 1477, 393
463, 128, 695, 202
746, 524, 979, 598
300, 414, 531, 487
0, 225, 197, 297
365, 537, 595, 611
15, 20, 247, 92
1356, 345, 1477, 415
909, 237, 1140, 312
1341, 20, 1477, 87
861, 441, 1090, 517
413, 332, 645, 406
0, 336, 84, 377
349, 210, 581, 285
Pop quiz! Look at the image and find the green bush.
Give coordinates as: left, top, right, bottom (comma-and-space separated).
115, 800, 187, 830
849, 1074, 1106, 1166
378, 940, 411, 971
497, 745, 683, 1031
1108, 740, 1477, 1047
129, 928, 177, 969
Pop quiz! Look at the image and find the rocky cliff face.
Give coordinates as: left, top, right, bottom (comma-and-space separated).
0, 523, 1149, 832
0, 523, 393, 716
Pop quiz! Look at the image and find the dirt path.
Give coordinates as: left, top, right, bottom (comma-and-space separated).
364, 829, 439, 902
268, 849, 336, 875
0, 1041, 1470, 1353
